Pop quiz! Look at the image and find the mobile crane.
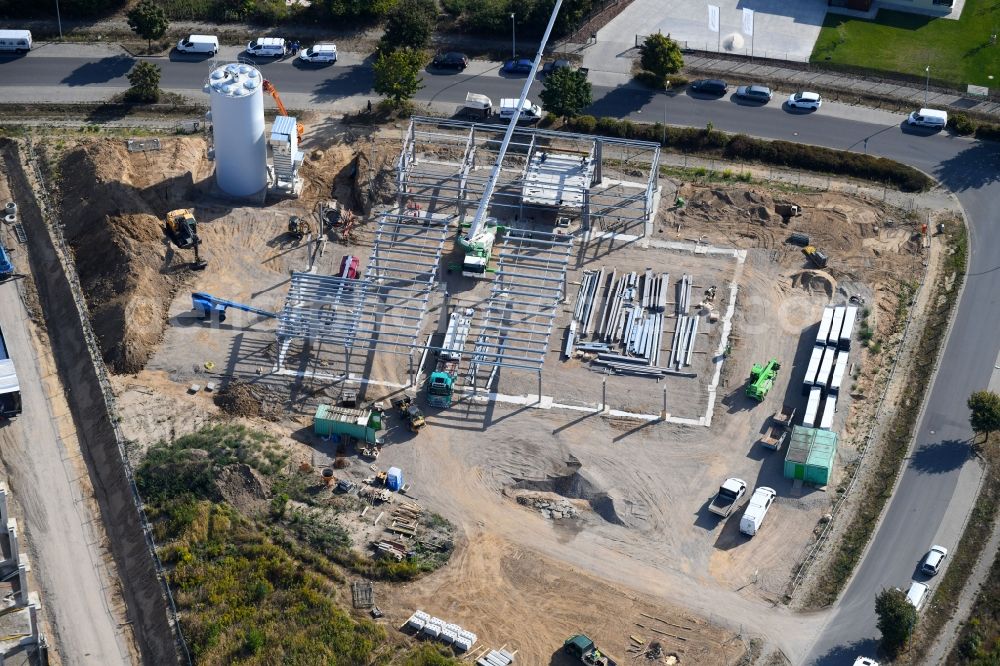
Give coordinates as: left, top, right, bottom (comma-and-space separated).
262, 79, 304, 142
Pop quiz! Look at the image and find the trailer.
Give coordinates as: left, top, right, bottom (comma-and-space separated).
0, 324, 21, 419
829, 306, 846, 346
839, 305, 858, 350
803, 345, 824, 393
760, 405, 796, 450
820, 394, 836, 430
830, 351, 849, 394
426, 308, 474, 408
816, 306, 834, 347
816, 346, 836, 389
802, 387, 822, 428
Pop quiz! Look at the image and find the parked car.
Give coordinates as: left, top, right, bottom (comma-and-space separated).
786, 91, 822, 110
432, 51, 469, 70
735, 84, 773, 103
907, 108, 948, 129
689, 79, 728, 96
501, 58, 534, 75
298, 44, 337, 63
175, 34, 219, 55
246, 37, 286, 57
541, 59, 571, 76
499, 98, 543, 123
739, 486, 776, 536
921, 544, 948, 576
853, 658, 880, 666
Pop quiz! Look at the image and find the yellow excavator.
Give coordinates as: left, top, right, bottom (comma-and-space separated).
262, 79, 304, 142
163, 208, 207, 270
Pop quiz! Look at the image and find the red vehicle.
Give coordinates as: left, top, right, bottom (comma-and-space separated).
339, 255, 360, 279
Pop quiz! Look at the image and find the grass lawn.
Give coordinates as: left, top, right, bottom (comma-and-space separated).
812, 0, 1000, 87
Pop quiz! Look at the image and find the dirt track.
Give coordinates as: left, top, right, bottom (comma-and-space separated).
1, 139, 178, 665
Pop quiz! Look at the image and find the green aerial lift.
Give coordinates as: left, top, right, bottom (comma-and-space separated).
746, 358, 780, 401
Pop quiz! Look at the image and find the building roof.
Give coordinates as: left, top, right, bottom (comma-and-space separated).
787, 425, 839, 467
314, 404, 371, 426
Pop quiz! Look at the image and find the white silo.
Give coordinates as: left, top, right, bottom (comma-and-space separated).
204, 63, 267, 197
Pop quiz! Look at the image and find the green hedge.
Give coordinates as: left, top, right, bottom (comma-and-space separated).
947, 112, 1000, 142
563, 116, 933, 192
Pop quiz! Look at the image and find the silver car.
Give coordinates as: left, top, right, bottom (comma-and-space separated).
921, 544, 948, 576
736, 85, 773, 103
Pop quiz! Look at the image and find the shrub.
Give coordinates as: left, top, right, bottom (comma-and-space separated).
948, 113, 975, 136
571, 115, 597, 133
975, 122, 1000, 142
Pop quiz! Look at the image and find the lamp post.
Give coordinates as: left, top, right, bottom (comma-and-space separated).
663, 80, 670, 144
924, 65, 930, 106
55, 0, 62, 39
510, 13, 516, 60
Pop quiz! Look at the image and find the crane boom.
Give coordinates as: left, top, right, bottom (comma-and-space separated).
262, 79, 304, 141
463, 0, 563, 245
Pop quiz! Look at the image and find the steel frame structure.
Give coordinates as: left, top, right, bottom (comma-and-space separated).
398, 117, 661, 230
274, 212, 449, 373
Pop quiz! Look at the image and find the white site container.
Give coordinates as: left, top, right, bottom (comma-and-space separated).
816, 346, 836, 389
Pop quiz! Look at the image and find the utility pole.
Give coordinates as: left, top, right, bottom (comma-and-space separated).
511, 13, 516, 60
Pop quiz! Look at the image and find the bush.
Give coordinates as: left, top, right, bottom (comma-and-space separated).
948, 113, 975, 136
975, 122, 1000, 142
571, 115, 597, 133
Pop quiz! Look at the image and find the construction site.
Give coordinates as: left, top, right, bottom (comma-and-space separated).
0, 58, 940, 665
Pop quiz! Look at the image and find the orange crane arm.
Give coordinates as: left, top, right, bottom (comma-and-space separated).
262, 79, 304, 141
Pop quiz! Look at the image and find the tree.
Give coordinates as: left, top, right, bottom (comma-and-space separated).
126, 0, 168, 51
639, 32, 684, 86
538, 67, 592, 120
379, 0, 437, 51
969, 390, 1000, 441
126, 61, 161, 103
875, 587, 917, 657
373, 48, 424, 109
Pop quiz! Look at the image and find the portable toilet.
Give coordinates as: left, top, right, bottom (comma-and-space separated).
386, 467, 403, 491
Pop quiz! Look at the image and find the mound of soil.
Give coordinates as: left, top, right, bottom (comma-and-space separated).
214, 379, 280, 419
216, 463, 271, 515
56, 139, 210, 373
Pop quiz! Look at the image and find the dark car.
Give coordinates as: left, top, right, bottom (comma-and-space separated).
501, 57, 534, 74
432, 51, 468, 70
735, 84, 773, 103
541, 59, 571, 76
690, 79, 728, 96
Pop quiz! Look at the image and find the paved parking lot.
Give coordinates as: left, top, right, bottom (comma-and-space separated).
583, 0, 828, 82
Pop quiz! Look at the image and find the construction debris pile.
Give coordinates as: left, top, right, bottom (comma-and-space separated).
406, 610, 478, 651
565, 266, 715, 379
516, 495, 580, 520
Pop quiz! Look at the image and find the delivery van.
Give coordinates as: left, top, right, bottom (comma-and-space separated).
0, 30, 31, 53
176, 34, 219, 55
498, 98, 542, 123
907, 108, 947, 129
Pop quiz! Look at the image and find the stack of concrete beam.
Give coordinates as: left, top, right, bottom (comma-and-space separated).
407, 610, 477, 651
802, 304, 859, 431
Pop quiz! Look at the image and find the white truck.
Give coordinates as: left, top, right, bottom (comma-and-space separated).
739, 486, 776, 536
708, 478, 747, 517
460, 93, 493, 120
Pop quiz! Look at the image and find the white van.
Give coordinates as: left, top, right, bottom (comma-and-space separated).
905, 581, 928, 611
246, 37, 286, 58
907, 108, 947, 129
298, 44, 337, 63
461, 93, 492, 120
0, 30, 31, 53
176, 34, 219, 55
499, 98, 542, 123
739, 486, 776, 536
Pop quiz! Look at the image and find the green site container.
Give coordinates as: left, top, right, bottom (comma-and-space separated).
314, 404, 376, 442
783, 426, 838, 486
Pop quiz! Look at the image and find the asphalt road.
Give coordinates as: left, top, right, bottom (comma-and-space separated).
3, 47, 1000, 664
